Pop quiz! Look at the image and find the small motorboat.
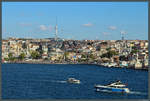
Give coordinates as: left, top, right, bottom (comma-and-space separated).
67, 78, 80, 84
94, 80, 130, 93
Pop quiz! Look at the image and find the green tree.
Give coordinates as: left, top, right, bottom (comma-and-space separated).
81, 54, 86, 58
109, 50, 118, 56
8, 53, 13, 59
106, 47, 111, 51
19, 53, 26, 60
101, 42, 107, 45
31, 51, 40, 59
101, 50, 118, 58
119, 55, 126, 61
89, 53, 95, 60
22, 43, 27, 49
44, 57, 49, 60
64, 52, 69, 60
131, 49, 138, 54
4, 58, 9, 61
8, 53, 15, 61
132, 46, 136, 50
36, 49, 44, 58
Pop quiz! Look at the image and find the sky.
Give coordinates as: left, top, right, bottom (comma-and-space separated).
2, 2, 148, 40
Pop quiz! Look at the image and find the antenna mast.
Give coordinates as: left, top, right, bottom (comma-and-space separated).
55, 17, 58, 41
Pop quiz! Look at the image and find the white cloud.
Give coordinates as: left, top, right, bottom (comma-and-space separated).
95, 36, 99, 39
48, 25, 53, 32
120, 30, 127, 34
82, 23, 93, 27
102, 32, 109, 35
39, 25, 53, 32
108, 26, 117, 30
39, 25, 47, 31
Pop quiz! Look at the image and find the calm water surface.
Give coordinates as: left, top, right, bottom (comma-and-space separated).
2, 64, 148, 99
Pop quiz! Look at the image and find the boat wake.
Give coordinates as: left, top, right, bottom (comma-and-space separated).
50, 80, 81, 84
50, 80, 67, 83
98, 90, 147, 95
128, 91, 147, 95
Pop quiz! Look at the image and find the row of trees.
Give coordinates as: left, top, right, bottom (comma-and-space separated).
101, 50, 118, 58
4, 49, 135, 62
4, 51, 40, 61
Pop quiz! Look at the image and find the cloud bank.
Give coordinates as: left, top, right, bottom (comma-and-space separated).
108, 26, 117, 30
39, 25, 53, 32
102, 32, 109, 35
39, 25, 47, 31
82, 23, 93, 27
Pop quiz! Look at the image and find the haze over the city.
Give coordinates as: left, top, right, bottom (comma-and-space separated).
2, 2, 148, 40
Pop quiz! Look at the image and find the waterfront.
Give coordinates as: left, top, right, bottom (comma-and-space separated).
2, 38, 149, 70
2, 63, 148, 99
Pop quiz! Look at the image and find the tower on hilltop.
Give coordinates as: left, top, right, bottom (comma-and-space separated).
55, 17, 58, 41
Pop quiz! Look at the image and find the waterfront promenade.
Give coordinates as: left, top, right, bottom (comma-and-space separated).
3, 60, 148, 71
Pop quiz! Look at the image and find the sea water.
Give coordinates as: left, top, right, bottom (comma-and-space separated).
2, 64, 148, 99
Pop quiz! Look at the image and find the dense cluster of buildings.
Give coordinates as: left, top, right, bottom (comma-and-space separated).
2, 37, 149, 70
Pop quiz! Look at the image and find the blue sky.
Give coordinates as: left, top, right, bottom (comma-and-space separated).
2, 2, 148, 40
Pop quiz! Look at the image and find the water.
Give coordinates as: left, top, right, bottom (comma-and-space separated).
2, 64, 148, 99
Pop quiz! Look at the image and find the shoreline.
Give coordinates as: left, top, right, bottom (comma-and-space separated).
2, 61, 148, 71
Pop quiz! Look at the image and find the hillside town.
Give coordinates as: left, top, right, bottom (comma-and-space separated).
2, 37, 149, 70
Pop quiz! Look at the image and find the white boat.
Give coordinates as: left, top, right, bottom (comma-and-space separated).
94, 80, 130, 93
67, 78, 80, 84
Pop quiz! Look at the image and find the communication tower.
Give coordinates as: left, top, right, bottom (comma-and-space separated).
55, 17, 58, 41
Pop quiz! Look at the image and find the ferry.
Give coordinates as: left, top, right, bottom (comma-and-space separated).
67, 78, 80, 84
94, 80, 130, 93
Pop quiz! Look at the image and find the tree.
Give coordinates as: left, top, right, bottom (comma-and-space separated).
132, 46, 136, 50
109, 50, 118, 56
22, 43, 27, 49
131, 49, 138, 54
81, 54, 86, 58
64, 52, 69, 60
44, 58, 49, 60
88, 53, 95, 60
101, 42, 107, 45
31, 51, 40, 59
119, 55, 126, 61
8, 53, 13, 59
106, 47, 111, 51
8, 53, 15, 61
19, 53, 26, 60
36, 45, 44, 58
101, 50, 118, 58
4, 58, 9, 61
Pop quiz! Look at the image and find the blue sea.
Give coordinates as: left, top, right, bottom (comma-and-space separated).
2, 64, 148, 99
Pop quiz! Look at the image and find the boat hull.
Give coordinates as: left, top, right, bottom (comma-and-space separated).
67, 78, 80, 84
95, 85, 130, 93
67, 80, 80, 84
